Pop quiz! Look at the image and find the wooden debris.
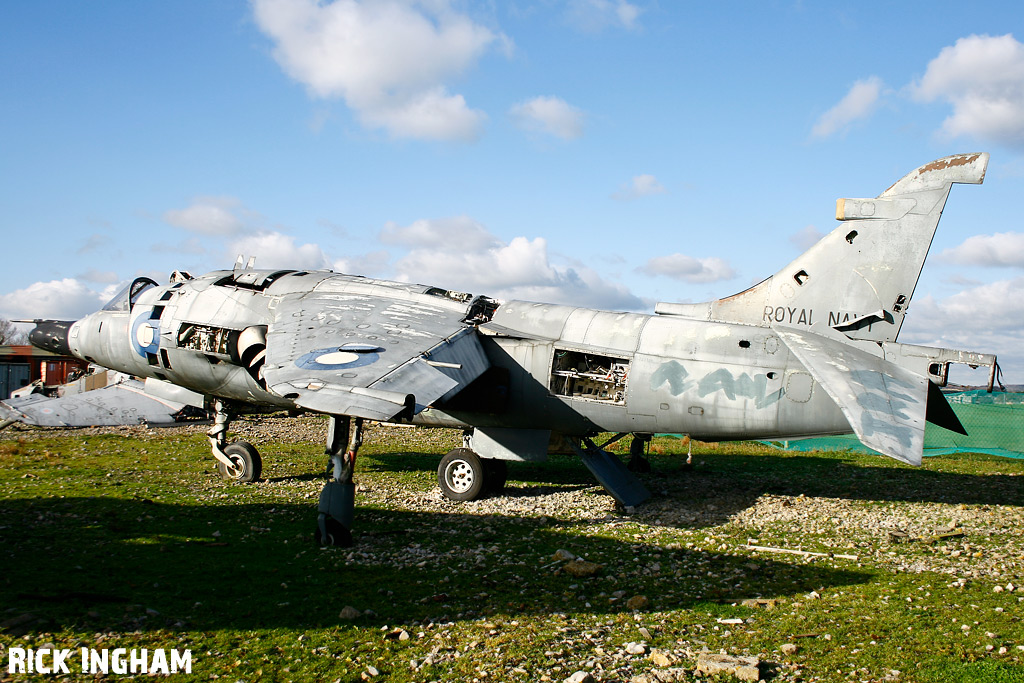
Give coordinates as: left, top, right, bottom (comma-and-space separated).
742, 543, 858, 560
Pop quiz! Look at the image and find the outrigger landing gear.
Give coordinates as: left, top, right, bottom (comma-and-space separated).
316, 415, 362, 547
627, 433, 652, 473
207, 400, 262, 482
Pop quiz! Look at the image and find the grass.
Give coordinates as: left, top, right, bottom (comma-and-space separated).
1, 419, 1022, 682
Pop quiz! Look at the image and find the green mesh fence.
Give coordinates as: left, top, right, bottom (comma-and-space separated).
763, 391, 1024, 459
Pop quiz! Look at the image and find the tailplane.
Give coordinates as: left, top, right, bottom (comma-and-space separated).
656, 153, 989, 343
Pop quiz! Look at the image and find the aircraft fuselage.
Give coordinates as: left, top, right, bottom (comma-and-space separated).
57, 270, 849, 444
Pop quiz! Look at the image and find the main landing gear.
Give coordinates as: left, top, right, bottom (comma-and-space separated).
315, 415, 363, 547
207, 400, 263, 482
437, 446, 507, 502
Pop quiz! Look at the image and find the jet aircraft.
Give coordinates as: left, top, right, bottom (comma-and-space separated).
26, 153, 998, 546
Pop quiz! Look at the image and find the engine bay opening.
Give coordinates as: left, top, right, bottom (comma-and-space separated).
550, 349, 629, 404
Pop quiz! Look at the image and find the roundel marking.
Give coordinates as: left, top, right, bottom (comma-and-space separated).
130, 310, 160, 357
295, 344, 383, 371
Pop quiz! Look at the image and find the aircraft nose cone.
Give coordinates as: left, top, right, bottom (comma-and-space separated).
28, 320, 75, 356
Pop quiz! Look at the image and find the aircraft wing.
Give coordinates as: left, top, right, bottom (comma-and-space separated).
262, 291, 490, 421
0, 379, 188, 428
775, 326, 927, 466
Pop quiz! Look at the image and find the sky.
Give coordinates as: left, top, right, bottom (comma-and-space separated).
1, 1, 1022, 383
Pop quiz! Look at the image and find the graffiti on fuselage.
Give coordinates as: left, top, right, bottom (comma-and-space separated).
651, 362, 783, 409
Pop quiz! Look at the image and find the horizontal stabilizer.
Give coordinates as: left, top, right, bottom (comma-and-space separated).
926, 381, 967, 435
776, 327, 927, 466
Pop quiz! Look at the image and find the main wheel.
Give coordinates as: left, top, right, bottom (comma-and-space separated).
437, 448, 485, 501
483, 459, 507, 494
216, 441, 263, 483
627, 456, 652, 473
315, 516, 353, 548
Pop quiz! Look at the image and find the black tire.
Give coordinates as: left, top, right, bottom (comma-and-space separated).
216, 441, 262, 483
437, 448, 485, 501
627, 456, 652, 473
315, 516, 353, 548
483, 459, 507, 493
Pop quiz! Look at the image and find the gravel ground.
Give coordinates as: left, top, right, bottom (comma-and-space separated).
13, 414, 1019, 584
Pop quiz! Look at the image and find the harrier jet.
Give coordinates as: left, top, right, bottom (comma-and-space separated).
27, 153, 997, 546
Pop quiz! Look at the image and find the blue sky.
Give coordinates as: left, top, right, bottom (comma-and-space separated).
1, 1, 1022, 382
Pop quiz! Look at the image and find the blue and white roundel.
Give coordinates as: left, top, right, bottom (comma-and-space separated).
130, 309, 160, 358
295, 344, 383, 371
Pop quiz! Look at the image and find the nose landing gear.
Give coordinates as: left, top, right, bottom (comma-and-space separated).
207, 400, 262, 482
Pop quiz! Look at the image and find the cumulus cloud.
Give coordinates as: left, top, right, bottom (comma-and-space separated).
163, 197, 245, 235
900, 277, 1024, 382
811, 76, 884, 138
333, 250, 391, 276
0, 279, 109, 321
227, 231, 332, 271
642, 253, 737, 284
380, 215, 500, 250
386, 218, 643, 309
940, 231, 1024, 268
564, 0, 642, 32
911, 34, 1024, 146
612, 174, 666, 200
790, 224, 827, 251
510, 96, 585, 140
252, 0, 506, 142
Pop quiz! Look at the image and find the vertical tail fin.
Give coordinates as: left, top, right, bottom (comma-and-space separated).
655, 153, 989, 343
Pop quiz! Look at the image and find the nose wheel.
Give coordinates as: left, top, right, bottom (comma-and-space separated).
215, 441, 262, 482
207, 401, 263, 483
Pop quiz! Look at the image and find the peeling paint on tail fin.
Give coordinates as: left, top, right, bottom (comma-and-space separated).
656, 153, 989, 343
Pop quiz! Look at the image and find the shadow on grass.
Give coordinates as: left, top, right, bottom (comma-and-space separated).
0, 495, 868, 635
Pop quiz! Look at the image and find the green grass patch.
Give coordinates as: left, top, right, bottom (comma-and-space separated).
1, 420, 1022, 682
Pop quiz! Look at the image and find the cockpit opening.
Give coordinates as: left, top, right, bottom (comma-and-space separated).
101, 277, 159, 313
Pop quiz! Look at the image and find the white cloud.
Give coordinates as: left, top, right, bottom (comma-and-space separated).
811, 76, 883, 138
564, 0, 642, 32
612, 174, 665, 200
940, 231, 1024, 268
900, 277, 1024, 382
510, 96, 584, 140
333, 250, 391, 276
252, 0, 505, 142
227, 231, 332, 271
911, 34, 1024, 146
643, 253, 737, 283
0, 279, 108, 321
163, 197, 245, 235
380, 215, 500, 250
790, 224, 826, 251
387, 218, 643, 309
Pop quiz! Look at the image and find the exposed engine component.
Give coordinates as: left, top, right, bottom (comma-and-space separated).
550, 349, 629, 403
